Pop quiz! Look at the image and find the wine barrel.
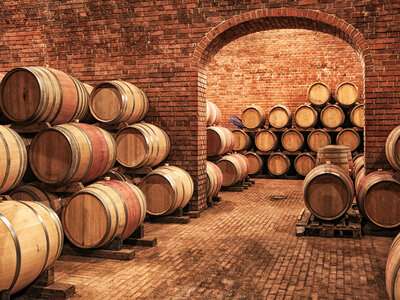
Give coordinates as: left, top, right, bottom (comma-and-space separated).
294, 153, 315, 177
231, 153, 250, 177
19, 136, 36, 183
316, 145, 350, 174
307, 82, 331, 107
62, 180, 146, 248
254, 130, 278, 152
206, 101, 221, 126
268, 105, 291, 128
349, 104, 365, 128
102, 169, 133, 182
281, 129, 304, 152
0, 126, 27, 193
10, 184, 64, 216
232, 129, 251, 152
335, 82, 359, 108
244, 152, 263, 175
320, 104, 345, 129
336, 128, 361, 152
80, 83, 97, 123
303, 163, 354, 220
216, 154, 247, 186
140, 165, 193, 215
357, 171, 400, 228
0, 67, 89, 125
116, 122, 170, 168
386, 125, 400, 171
29, 123, 116, 184
0, 200, 63, 294
267, 153, 290, 176
0, 72, 10, 124
89, 81, 149, 124
206, 161, 223, 198
353, 155, 365, 179
207, 126, 234, 156
294, 104, 318, 128
241, 105, 266, 129
354, 167, 365, 193
386, 232, 400, 300
307, 129, 331, 152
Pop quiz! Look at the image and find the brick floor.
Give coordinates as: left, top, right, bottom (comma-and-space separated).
52, 179, 391, 299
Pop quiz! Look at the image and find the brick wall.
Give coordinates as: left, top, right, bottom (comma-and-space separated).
0, 1, 399, 210
206, 29, 364, 126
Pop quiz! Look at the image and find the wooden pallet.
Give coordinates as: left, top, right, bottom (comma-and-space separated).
296, 208, 362, 239
146, 207, 192, 224
221, 178, 246, 192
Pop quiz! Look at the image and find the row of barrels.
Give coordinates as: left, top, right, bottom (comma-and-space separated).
307, 81, 360, 108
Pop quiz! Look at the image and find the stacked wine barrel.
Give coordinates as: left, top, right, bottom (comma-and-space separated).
233, 82, 364, 178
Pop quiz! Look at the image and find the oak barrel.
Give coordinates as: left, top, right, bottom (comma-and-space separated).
353, 155, 365, 179
254, 130, 278, 152
241, 105, 266, 129
10, 184, 64, 216
335, 82, 359, 108
354, 167, 365, 193
267, 153, 290, 176
206, 161, 223, 198
356, 171, 400, 228
29, 123, 116, 184
294, 153, 315, 177
216, 154, 247, 186
320, 104, 345, 129
307, 82, 331, 107
0, 72, 10, 124
0, 200, 63, 294
206, 101, 221, 126
244, 152, 263, 175
232, 129, 251, 152
0, 126, 27, 193
89, 81, 149, 124
307, 129, 331, 152
336, 128, 361, 152
303, 164, 354, 220
294, 104, 318, 128
0, 67, 89, 125
268, 105, 292, 128
281, 129, 304, 152
349, 104, 365, 128
231, 153, 250, 177
80, 83, 96, 123
316, 145, 350, 174
116, 122, 170, 168
62, 180, 146, 248
386, 232, 400, 300
385, 125, 400, 171
207, 126, 234, 156
139, 165, 194, 215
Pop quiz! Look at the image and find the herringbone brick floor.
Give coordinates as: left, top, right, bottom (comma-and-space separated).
54, 179, 391, 299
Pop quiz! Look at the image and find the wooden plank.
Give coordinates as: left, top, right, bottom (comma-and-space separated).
0, 290, 10, 300
61, 243, 135, 261
184, 211, 201, 218
130, 224, 144, 239
33, 267, 54, 287
25, 282, 75, 299
147, 215, 191, 224
125, 236, 158, 247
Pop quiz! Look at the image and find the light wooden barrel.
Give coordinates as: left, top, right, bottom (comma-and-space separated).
207, 126, 234, 156
206, 101, 221, 126
294, 153, 316, 177
80, 83, 96, 123
241, 105, 266, 129
354, 167, 365, 193
102, 170, 133, 183
216, 154, 247, 186
62, 180, 146, 248
89, 81, 149, 124
140, 165, 193, 215
29, 123, 116, 184
254, 129, 278, 152
307, 129, 331, 152
267, 153, 290, 176
336, 128, 361, 152
116, 123, 170, 169
206, 161, 223, 197
386, 232, 400, 300
307, 82, 331, 107
294, 104, 318, 128
386, 125, 400, 171
231, 153, 250, 177
316, 145, 350, 174
0, 67, 89, 125
10, 185, 64, 216
232, 129, 251, 151
268, 105, 291, 128
349, 104, 365, 128
353, 155, 365, 179
320, 104, 345, 129
0, 72, 10, 124
244, 152, 263, 175
281, 129, 304, 152
303, 164, 354, 220
0, 126, 27, 194
357, 171, 400, 228
0, 200, 63, 295
335, 82, 359, 108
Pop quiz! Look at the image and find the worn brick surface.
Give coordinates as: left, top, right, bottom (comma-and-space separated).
52, 179, 390, 299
